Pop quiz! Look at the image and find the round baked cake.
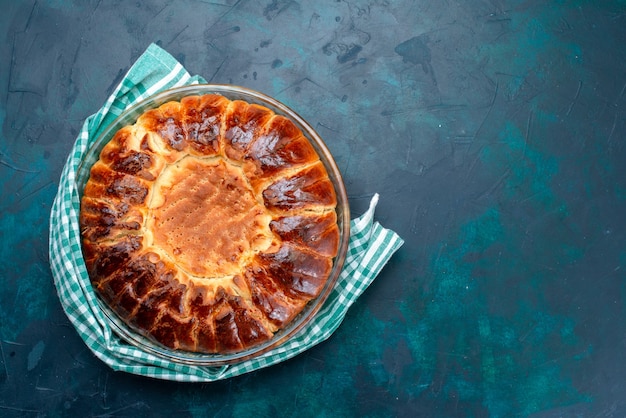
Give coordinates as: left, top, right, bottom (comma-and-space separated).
79, 93, 340, 354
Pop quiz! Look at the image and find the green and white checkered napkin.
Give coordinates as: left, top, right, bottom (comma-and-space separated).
49, 43, 403, 382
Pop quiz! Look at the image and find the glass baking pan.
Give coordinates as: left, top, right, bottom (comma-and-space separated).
76, 84, 350, 366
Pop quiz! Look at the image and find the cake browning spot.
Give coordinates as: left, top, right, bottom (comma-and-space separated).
147, 156, 273, 278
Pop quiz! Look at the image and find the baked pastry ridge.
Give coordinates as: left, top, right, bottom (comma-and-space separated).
80, 94, 339, 354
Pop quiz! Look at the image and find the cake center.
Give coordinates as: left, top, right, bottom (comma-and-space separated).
147, 156, 272, 277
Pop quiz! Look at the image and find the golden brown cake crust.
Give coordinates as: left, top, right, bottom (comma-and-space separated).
80, 94, 339, 354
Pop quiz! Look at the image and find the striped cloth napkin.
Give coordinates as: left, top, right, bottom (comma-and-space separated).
49, 43, 403, 382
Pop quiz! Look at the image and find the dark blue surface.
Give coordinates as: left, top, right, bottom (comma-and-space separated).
2, 0, 626, 416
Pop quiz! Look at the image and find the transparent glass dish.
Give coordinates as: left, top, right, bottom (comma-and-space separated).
76, 84, 350, 366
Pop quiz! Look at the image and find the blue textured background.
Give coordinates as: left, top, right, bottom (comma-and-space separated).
1, 0, 626, 416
